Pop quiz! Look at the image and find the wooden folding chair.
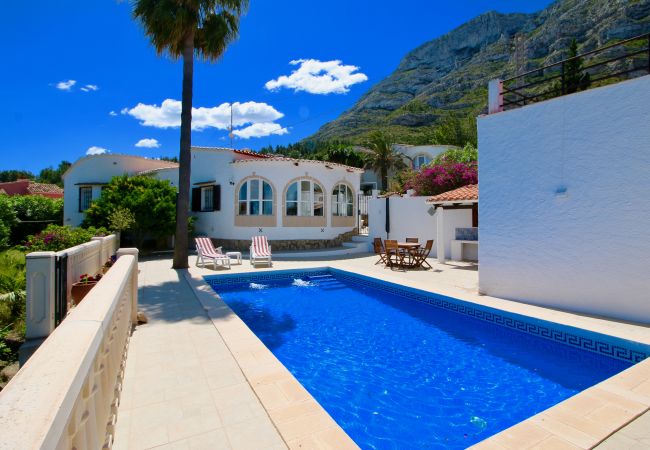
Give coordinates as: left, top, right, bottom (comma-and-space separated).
373, 238, 389, 265
412, 239, 434, 269
384, 240, 405, 269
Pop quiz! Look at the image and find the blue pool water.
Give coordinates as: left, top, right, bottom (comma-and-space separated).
209, 272, 633, 449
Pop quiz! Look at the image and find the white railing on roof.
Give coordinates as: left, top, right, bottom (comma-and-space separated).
0, 249, 138, 450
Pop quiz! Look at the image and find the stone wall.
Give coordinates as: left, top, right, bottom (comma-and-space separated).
211, 230, 357, 252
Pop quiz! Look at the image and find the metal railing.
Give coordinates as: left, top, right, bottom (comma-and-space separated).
502, 33, 650, 111
357, 194, 371, 235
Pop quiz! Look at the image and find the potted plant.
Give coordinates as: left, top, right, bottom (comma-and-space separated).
71, 273, 102, 305
101, 255, 117, 274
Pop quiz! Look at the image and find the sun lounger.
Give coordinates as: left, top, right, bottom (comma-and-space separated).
195, 237, 231, 269
250, 236, 273, 267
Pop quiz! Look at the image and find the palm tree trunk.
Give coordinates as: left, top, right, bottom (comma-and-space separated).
381, 167, 388, 192
172, 31, 194, 269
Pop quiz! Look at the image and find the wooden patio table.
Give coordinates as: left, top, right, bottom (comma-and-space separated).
397, 242, 421, 268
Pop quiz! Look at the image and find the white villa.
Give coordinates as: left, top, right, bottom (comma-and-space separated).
63, 147, 364, 250
360, 143, 457, 191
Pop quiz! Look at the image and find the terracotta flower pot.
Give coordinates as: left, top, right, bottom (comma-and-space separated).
71, 281, 98, 305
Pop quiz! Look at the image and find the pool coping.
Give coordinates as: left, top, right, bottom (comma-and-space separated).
184, 269, 359, 449
190, 265, 650, 449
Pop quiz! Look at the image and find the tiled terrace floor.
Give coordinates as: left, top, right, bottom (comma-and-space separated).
113, 253, 650, 449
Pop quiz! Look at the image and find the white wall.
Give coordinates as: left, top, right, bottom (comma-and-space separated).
367, 196, 472, 259
478, 75, 650, 324
191, 150, 363, 241
63, 155, 178, 226
64, 149, 363, 242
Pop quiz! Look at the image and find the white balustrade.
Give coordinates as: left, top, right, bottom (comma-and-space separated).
0, 251, 138, 449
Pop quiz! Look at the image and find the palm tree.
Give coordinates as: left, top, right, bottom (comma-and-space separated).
364, 130, 405, 191
132, 0, 248, 269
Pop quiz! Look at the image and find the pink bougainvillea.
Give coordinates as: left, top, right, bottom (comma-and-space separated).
404, 161, 477, 196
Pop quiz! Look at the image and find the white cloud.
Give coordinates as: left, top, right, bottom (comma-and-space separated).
265, 59, 368, 94
135, 138, 161, 148
81, 84, 99, 92
122, 99, 287, 138
56, 80, 76, 91
233, 122, 288, 139
86, 146, 108, 155
109, 110, 118, 116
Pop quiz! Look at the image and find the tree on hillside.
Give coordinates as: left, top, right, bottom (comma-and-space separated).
364, 131, 405, 191
431, 115, 477, 148
563, 38, 591, 94
132, 0, 248, 268
83, 175, 176, 250
0, 170, 35, 183
38, 161, 71, 187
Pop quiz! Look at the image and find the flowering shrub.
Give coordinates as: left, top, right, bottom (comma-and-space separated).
78, 273, 102, 284
404, 161, 477, 196
22, 224, 109, 252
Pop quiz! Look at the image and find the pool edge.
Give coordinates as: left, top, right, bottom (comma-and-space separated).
184, 268, 360, 450
200, 267, 650, 449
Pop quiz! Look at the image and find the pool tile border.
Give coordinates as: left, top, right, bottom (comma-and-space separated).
205, 268, 650, 364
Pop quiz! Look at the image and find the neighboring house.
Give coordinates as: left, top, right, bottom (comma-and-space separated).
0, 179, 64, 198
63, 147, 363, 250
360, 144, 457, 192
62, 154, 180, 227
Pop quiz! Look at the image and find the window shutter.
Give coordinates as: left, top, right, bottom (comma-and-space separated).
191, 187, 201, 212
213, 185, 221, 211
78, 187, 83, 213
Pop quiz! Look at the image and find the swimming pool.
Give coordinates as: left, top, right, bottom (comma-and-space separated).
206, 269, 647, 449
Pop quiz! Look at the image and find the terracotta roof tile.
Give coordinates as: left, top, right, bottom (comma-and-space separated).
26, 182, 64, 195
426, 184, 478, 203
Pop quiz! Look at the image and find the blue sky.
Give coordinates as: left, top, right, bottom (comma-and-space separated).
1, 0, 553, 173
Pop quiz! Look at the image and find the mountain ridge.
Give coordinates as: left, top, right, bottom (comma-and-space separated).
310, 0, 650, 143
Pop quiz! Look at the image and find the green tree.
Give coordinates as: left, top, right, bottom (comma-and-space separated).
0, 170, 35, 182
0, 196, 18, 248
563, 38, 591, 94
37, 161, 71, 187
7, 195, 63, 244
431, 115, 478, 148
83, 175, 177, 250
363, 130, 405, 191
132, 0, 248, 269
433, 143, 478, 165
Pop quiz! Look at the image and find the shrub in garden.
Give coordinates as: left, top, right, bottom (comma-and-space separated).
433, 143, 478, 165
23, 224, 108, 252
83, 175, 176, 249
0, 196, 17, 249
7, 195, 63, 245
404, 161, 478, 196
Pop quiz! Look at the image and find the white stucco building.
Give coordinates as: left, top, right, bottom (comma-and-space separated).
63, 147, 363, 250
360, 144, 457, 192
479, 75, 650, 324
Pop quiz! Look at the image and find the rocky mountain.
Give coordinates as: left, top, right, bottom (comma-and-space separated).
311, 0, 650, 143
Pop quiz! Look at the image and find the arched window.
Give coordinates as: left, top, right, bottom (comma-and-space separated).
332, 183, 354, 217
285, 179, 324, 216
239, 178, 273, 215
414, 154, 431, 170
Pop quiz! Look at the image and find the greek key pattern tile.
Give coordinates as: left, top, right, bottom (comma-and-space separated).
206, 269, 649, 363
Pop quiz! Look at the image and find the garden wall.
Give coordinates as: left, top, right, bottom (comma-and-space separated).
367, 196, 472, 259
478, 75, 650, 324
